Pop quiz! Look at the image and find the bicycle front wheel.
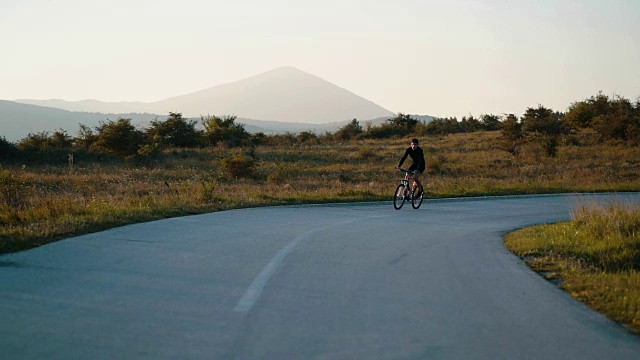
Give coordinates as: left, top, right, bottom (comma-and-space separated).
393, 184, 406, 210
411, 187, 423, 209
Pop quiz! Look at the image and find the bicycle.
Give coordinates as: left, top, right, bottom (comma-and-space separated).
393, 168, 424, 210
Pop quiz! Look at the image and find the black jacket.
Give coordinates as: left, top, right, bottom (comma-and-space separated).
398, 146, 425, 172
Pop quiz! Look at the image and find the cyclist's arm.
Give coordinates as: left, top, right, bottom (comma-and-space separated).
397, 149, 409, 168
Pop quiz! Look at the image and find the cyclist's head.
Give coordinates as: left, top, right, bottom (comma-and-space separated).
411, 138, 419, 146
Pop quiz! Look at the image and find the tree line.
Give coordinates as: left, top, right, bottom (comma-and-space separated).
1, 92, 638, 164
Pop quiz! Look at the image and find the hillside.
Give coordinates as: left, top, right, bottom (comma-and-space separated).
0, 100, 166, 142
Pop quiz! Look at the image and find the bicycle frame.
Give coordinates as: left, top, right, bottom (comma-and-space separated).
399, 168, 418, 195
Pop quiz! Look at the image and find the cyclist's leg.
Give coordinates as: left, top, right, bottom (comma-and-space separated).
408, 166, 419, 191
412, 172, 424, 194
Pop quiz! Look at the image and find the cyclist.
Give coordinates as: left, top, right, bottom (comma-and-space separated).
396, 138, 425, 196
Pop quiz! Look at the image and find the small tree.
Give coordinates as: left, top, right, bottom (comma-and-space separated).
92, 118, 145, 157
50, 129, 74, 148
520, 106, 566, 136
387, 113, 418, 129
335, 119, 363, 140
0, 136, 17, 159
590, 96, 637, 141
564, 93, 640, 143
500, 114, 522, 155
147, 112, 200, 148
480, 114, 501, 131
17, 130, 72, 152
75, 124, 98, 151
201, 115, 250, 147
424, 117, 462, 135
220, 150, 256, 178
460, 115, 483, 132
297, 131, 318, 144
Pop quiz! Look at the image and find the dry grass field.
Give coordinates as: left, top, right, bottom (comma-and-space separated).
2, 131, 639, 253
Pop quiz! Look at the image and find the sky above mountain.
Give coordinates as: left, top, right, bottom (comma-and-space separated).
1, 0, 639, 119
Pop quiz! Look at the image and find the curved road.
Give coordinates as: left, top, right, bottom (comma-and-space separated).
2, 193, 640, 359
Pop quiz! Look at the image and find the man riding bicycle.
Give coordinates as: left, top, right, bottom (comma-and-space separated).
396, 138, 425, 195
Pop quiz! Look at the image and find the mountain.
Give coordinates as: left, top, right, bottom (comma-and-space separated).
4, 67, 437, 142
15, 66, 395, 123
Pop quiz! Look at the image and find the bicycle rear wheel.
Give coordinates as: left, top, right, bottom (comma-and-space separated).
411, 187, 423, 209
393, 184, 406, 210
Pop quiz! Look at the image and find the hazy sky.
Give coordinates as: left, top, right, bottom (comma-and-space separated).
1, 0, 639, 119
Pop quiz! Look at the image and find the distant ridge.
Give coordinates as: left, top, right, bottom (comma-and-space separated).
15, 66, 396, 123
14, 98, 148, 114
0, 100, 167, 142
0, 100, 433, 142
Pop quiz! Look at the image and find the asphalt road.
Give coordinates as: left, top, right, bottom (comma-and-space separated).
2, 193, 640, 359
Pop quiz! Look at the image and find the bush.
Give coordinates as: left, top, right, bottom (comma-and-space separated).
15, 131, 74, 163
423, 117, 464, 135
335, 119, 363, 140
565, 93, 640, 142
147, 112, 201, 148
201, 115, 250, 147
91, 119, 145, 157
198, 179, 218, 203
17, 130, 73, 152
363, 124, 411, 139
297, 131, 318, 144
220, 151, 256, 178
521, 106, 567, 136
0, 136, 17, 159
263, 133, 297, 147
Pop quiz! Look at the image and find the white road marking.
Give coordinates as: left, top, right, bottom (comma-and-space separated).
234, 215, 388, 313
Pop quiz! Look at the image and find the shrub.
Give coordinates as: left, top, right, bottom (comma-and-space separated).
201, 115, 250, 147
263, 133, 297, 147
335, 119, 363, 140
147, 112, 201, 148
520, 106, 567, 136
220, 151, 256, 178
0, 136, 17, 159
198, 179, 218, 203
363, 124, 411, 139
565, 93, 640, 142
17, 130, 73, 152
423, 117, 464, 135
297, 131, 318, 144
91, 119, 145, 157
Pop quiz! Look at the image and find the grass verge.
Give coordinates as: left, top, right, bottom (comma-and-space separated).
504, 203, 640, 334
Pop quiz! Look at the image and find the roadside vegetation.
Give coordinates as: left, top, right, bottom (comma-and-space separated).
504, 204, 640, 334
1, 91, 640, 333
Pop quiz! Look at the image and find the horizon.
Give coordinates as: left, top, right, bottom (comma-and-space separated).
1, 0, 639, 119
